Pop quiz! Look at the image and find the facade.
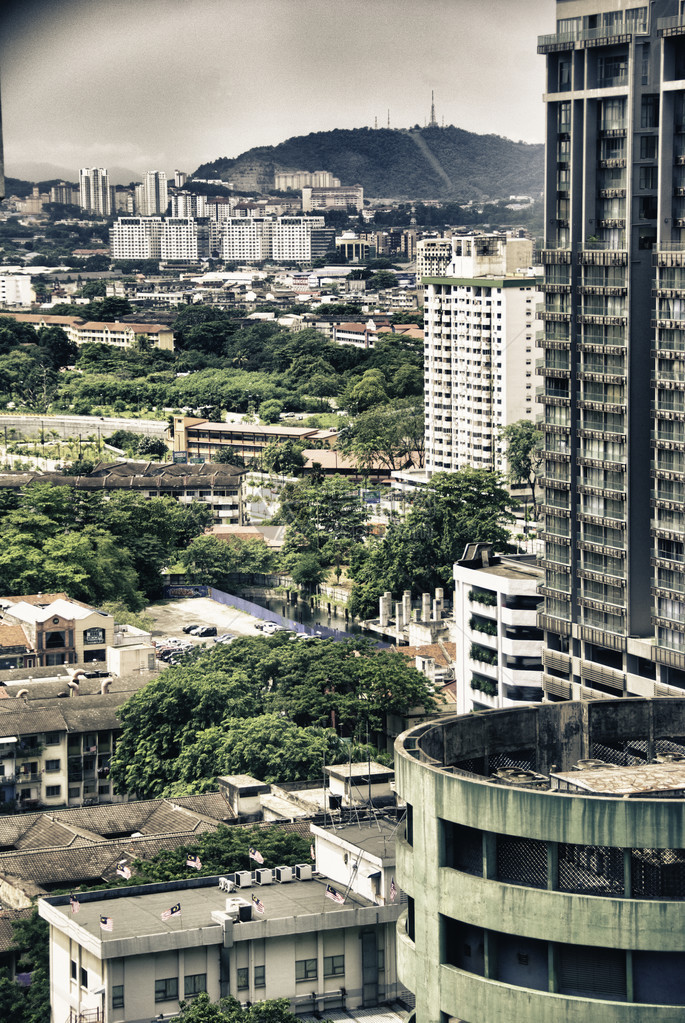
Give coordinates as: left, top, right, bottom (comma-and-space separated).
138, 170, 168, 216
79, 168, 112, 216
109, 217, 163, 260
220, 215, 332, 263
172, 415, 336, 462
423, 234, 542, 475
396, 698, 685, 1022
451, 544, 543, 713
302, 185, 364, 212
537, 0, 685, 701
0, 312, 174, 351
275, 169, 341, 190
221, 217, 273, 262
161, 217, 209, 261
49, 182, 79, 205
0, 594, 114, 668
39, 862, 403, 1022
0, 275, 32, 307
170, 191, 208, 218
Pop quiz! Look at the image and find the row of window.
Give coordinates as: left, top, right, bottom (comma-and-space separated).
155, 974, 207, 1001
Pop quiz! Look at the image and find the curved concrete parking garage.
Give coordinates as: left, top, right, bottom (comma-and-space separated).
395, 699, 685, 1023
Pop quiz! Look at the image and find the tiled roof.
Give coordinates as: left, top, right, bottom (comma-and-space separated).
0, 908, 32, 953
0, 625, 31, 650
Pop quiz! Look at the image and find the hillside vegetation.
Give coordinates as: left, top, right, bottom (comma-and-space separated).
194, 125, 543, 200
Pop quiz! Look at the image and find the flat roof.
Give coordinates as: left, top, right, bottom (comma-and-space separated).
552, 762, 685, 796
312, 820, 397, 862
41, 875, 377, 945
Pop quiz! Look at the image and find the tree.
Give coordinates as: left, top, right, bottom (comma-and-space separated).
261, 440, 305, 476
499, 419, 543, 514
81, 279, 107, 299
138, 436, 168, 459
180, 535, 274, 585
259, 399, 283, 424
211, 446, 245, 467
368, 270, 397, 290
349, 468, 516, 617
338, 399, 423, 471
290, 552, 325, 591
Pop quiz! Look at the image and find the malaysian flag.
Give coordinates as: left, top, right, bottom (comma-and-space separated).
251, 893, 265, 915
87, 745, 97, 754
325, 884, 345, 905
390, 876, 397, 903
249, 847, 264, 865
116, 860, 131, 880
99, 915, 113, 932
69, 895, 80, 914
186, 854, 202, 870
161, 903, 181, 921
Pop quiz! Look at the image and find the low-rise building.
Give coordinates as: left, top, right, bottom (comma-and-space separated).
302, 185, 364, 212
0, 594, 114, 668
39, 839, 405, 1021
0, 311, 174, 351
0, 274, 32, 307
172, 416, 336, 463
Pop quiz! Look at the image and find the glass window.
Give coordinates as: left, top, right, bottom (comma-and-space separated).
46, 785, 61, 798
81, 967, 87, 989
295, 958, 317, 981
83, 627, 105, 645
236, 968, 248, 990
184, 974, 206, 998
324, 955, 345, 977
44, 732, 60, 746
641, 95, 659, 128
45, 759, 60, 772
112, 985, 124, 1009
71, 960, 76, 981
155, 978, 178, 1002
640, 136, 658, 159
254, 965, 265, 988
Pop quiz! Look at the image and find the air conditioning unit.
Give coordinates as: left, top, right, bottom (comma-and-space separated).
224, 899, 240, 919
235, 870, 252, 888
226, 897, 252, 922
295, 863, 312, 881
275, 865, 293, 883
255, 868, 273, 885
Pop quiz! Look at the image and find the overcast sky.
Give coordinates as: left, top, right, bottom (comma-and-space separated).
0, 0, 556, 184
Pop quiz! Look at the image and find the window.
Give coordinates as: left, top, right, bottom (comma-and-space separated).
46, 785, 61, 798
641, 95, 659, 128
68, 787, 80, 799
640, 135, 657, 159
71, 960, 77, 981
639, 166, 657, 189
81, 967, 87, 989
112, 985, 124, 1009
295, 958, 317, 981
155, 978, 178, 1002
45, 759, 60, 772
378, 948, 385, 971
236, 968, 248, 990
405, 803, 413, 846
184, 974, 207, 998
83, 627, 105, 645
44, 732, 60, 746
324, 955, 345, 978
45, 630, 66, 649
253, 965, 265, 988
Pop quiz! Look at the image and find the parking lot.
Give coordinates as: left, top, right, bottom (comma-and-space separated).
146, 596, 267, 648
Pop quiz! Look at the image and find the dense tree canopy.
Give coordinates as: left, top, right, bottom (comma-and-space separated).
110, 636, 433, 798
349, 468, 516, 617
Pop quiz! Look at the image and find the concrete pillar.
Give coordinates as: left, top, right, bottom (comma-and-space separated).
402, 590, 412, 626
435, 587, 444, 617
421, 593, 431, 620
432, 598, 440, 621
379, 595, 389, 627
395, 601, 403, 630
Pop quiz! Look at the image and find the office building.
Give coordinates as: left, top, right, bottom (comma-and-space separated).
396, 697, 685, 1021
423, 234, 541, 475
137, 170, 168, 216
275, 169, 340, 190
161, 217, 209, 262
537, 0, 685, 701
79, 168, 112, 216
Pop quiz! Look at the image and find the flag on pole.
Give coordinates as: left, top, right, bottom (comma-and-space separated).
186, 854, 202, 870
251, 893, 265, 914
310, 843, 315, 861
69, 895, 80, 914
390, 876, 397, 903
325, 884, 345, 905
161, 903, 181, 921
249, 847, 264, 865
116, 860, 131, 880
99, 915, 113, 932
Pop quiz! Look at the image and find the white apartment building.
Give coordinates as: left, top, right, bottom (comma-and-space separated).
275, 169, 340, 190
0, 274, 32, 307
110, 217, 163, 260
170, 191, 208, 218
138, 170, 168, 216
174, 170, 187, 187
161, 217, 208, 261
451, 544, 543, 713
79, 168, 112, 216
302, 186, 364, 212
416, 235, 457, 281
271, 216, 326, 262
221, 217, 273, 262
423, 234, 542, 475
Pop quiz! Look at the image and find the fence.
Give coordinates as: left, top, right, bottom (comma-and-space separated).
209, 587, 359, 641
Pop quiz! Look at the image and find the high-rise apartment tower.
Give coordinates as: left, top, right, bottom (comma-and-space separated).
538, 0, 685, 700
79, 167, 111, 216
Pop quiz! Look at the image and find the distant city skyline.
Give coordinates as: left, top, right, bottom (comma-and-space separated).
0, 0, 555, 185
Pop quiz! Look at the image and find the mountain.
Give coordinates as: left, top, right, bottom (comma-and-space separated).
193, 126, 544, 201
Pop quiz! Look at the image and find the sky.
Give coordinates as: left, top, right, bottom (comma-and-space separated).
0, 0, 556, 185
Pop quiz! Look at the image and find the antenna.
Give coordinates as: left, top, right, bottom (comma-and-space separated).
387, 109, 390, 129
374, 115, 378, 130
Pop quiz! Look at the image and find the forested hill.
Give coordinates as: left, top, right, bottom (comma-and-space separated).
193, 126, 543, 201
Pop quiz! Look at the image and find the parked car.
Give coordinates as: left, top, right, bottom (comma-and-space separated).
182, 624, 201, 634
193, 626, 217, 637
214, 633, 236, 644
